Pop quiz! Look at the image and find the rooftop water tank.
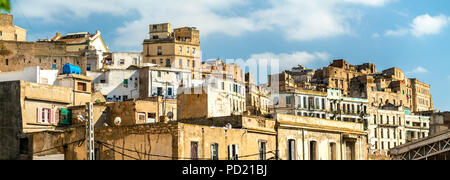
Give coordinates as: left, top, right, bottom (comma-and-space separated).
62, 63, 81, 75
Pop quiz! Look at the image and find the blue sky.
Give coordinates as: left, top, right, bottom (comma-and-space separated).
9, 0, 450, 111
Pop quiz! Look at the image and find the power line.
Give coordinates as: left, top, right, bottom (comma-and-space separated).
33, 138, 85, 155
96, 140, 276, 160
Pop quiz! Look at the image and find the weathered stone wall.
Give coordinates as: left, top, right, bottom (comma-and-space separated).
0, 41, 86, 74
0, 81, 22, 160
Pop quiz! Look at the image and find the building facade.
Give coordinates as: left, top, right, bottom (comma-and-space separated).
88, 69, 140, 102
0, 81, 91, 160
276, 114, 367, 160
368, 107, 406, 156
143, 23, 202, 80
0, 14, 26, 41
405, 111, 430, 143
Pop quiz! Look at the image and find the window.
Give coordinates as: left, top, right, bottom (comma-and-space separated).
187, 47, 190, 54
37, 108, 55, 124
228, 144, 239, 160
138, 113, 146, 124
133, 58, 138, 65
19, 138, 29, 155
5, 59, 8, 66
148, 113, 156, 123
288, 139, 296, 160
192, 60, 195, 68
259, 141, 267, 160
152, 59, 156, 64
87, 64, 91, 71
168, 88, 173, 96
193, 48, 196, 55
157, 46, 162, 55
310, 141, 317, 160
77, 82, 87, 91
119, 59, 125, 65
0, 31, 2, 40
52, 64, 57, 69
329, 143, 337, 160
179, 59, 183, 67
286, 96, 291, 105
123, 95, 128, 101
221, 82, 225, 90
179, 46, 183, 54
157, 87, 163, 96
191, 142, 199, 160
211, 143, 219, 160
166, 59, 171, 67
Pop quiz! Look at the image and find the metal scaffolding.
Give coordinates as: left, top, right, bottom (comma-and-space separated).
390, 130, 450, 160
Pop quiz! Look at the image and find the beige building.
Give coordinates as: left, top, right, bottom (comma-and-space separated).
0, 14, 26, 41
58, 115, 277, 160
55, 74, 93, 106
0, 40, 87, 74
314, 59, 377, 96
368, 106, 406, 156
276, 114, 367, 160
409, 78, 434, 112
245, 73, 269, 116
143, 23, 201, 80
107, 97, 177, 125
177, 78, 246, 120
429, 112, 450, 135
0, 80, 92, 160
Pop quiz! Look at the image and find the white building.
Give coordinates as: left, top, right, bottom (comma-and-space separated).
405, 111, 430, 143
138, 66, 192, 100
272, 88, 329, 119
0, 66, 59, 85
102, 52, 143, 70
328, 89, 369, 123
88, 69, 140, 102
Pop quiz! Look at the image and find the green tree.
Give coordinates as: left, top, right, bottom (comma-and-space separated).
0, 0, 10, 12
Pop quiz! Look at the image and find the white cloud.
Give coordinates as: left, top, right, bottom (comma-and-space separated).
411, 14, 450, 37
384, 14, 450, 37
410, 66, 429, 74
14, 0, 393, 50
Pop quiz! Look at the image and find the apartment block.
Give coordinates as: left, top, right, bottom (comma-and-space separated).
143, 23, 201, 80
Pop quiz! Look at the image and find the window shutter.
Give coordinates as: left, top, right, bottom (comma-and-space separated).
50, 109, 56, 124
37, 108, 42, 123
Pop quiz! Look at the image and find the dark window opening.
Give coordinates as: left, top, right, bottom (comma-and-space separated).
19, 138, 29, 155
310, 141, 317, 160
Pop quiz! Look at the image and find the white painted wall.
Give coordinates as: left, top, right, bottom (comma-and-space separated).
0, 66, 59, 85
107, 52, 142, 70
92, 70, 140, 101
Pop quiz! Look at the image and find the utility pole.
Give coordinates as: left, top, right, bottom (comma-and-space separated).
86, 102, 95, 160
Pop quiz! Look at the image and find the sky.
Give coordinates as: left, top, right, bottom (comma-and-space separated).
9, 0, 450, 111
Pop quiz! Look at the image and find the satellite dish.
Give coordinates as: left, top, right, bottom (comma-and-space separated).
167, 112, 174, 120
114, 117, 122, 126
